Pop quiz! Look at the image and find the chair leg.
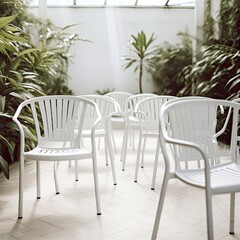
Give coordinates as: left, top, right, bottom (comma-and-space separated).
18, 157, 24, 219
53, 161, 60, 194
151, 173, 169, 240
106, 130, 117, 185
229, 193, 235, 234
134, 133, 143, 182
75, 160, 79, 181
140, 136, 147, 168
151, 139, 160, 190
121, 123, 129, 171
132, 128, 136, 151
205, 190, 214, 240
104, 135, 109, 166
92, 156, 101, 215
110, 123, 118, 154
36, 161, 41, 198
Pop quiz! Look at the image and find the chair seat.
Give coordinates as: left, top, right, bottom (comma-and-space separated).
176, 162, 240, 194
24, 146, 92, 161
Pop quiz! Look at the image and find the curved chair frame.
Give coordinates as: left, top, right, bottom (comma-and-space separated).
13, 95, 102, 219
151, 98, 240, 240
133, 95, 177, 188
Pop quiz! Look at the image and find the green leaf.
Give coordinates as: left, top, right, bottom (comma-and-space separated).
1, 31, 27, 43
17, 48, 40, 57
0, 156, 9, 179
0, 15, 17, 29
3, 24, 20, 32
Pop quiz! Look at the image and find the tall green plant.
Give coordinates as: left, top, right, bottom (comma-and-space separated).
177, 0, 240, 100
0, 15, 42, 179
23, 19, 88, 95
150, 32, 192, 95
0, 1, 86, 179
177, 44, 240, 99
231, 0, 240, 49
218, 0, 232, 46
123, 30, 156, 93
203, 0, 215, 44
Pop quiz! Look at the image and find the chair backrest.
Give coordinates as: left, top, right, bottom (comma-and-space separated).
127, 93, 157, 118
105, 91, 133, 113
160, 98, 240, 170
82, 95, 120, 129
13, 96, 101, 148
135, 95, 177, 132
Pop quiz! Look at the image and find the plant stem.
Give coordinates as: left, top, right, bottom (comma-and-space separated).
139, 59, 143, 93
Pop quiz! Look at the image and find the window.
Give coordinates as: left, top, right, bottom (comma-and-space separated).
29, 0, 195, 7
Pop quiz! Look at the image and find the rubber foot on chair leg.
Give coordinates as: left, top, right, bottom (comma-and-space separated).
37, 197, 41, 199
141, 166, 144, 168
97, 213, 102, 215
229, 232, 234, 235
106, 164, 108, 166
75, 179, 78, 181
134, 180, 137, 183
56, 192, 60, 195
114, 183, 117, 185
122, 169, 125, 171
151, 188, 155, 190
18, 217, 23, 219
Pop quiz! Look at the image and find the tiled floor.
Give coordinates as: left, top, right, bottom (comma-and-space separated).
1, 129, 240, 240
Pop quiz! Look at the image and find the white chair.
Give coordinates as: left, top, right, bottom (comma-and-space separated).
79, 94, 120, 185
121, 93, 157, 170
13, 95, 102, 219
105, 91, 133, 159
133, 95, 177, 189
151, 98, 240, 240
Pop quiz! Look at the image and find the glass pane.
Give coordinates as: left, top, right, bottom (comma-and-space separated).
137, 0, 195, 6
137, 0, 166, 6
76, 0, 105, 5
168, 0, 195, 6
29, 0, 38, 5
29, 0, 74, 5
29, 0, 195, 6
107, 0, 136, 5
47, 0, 73, 5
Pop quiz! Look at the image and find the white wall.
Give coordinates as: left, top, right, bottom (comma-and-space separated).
31, 7, 194, 94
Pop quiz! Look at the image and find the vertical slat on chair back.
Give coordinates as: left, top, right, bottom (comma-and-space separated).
170, 104, 216, 163
106, 92, 133, 113
81, 99, 98, 130
136, 96, 177, 132
164, 99, 238, 169
32, 97, 80, 141
82, 95, 116, 129
30, 96, 89, 144
127, 93, 157, 117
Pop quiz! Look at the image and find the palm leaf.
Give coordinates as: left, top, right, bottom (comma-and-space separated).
0, 156, 9, 179
0, 15, 17, 29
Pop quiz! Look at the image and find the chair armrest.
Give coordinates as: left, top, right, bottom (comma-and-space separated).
134, 110, 146, 120
12, 103, 27, 159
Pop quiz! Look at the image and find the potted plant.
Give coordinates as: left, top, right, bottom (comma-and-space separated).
123, 30, 156, 93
